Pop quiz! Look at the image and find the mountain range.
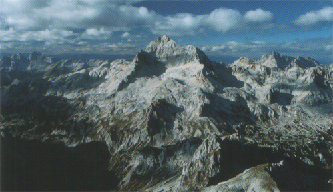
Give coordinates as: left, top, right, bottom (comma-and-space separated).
1, 35, 332, 191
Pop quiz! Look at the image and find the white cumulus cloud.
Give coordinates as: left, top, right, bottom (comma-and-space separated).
211, 45, 227, 52
206, 8, 243, 32
153, 13, 204, 36
81, 28, 112, 39
244, 8, 274, 22
121, 32, 130, 38
295, 7, 333, 25
325, 44, 333, 51
152, 7, 274, 36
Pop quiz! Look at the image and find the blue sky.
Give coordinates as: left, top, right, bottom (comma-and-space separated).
0, 0, 332, 64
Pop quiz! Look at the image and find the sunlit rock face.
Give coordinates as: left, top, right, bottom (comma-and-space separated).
1, 36, 332, 191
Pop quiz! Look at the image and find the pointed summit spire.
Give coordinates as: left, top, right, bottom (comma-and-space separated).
261, 51, 281, 60
270, 51, 280, 57
145, 35, 179, 53
160, 35, 170, 42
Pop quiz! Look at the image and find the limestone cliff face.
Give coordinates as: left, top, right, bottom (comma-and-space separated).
1, 36, 332, 191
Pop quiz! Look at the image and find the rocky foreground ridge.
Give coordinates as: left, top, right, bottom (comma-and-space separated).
1, 35, 332, 191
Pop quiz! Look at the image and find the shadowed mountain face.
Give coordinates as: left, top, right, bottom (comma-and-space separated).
1, 36, 332, 191
1, 132, 119, 191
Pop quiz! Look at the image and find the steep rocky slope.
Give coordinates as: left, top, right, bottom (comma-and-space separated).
1, 35, 332, 191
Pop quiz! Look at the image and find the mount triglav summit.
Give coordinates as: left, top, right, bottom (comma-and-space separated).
1, 35, 332, 191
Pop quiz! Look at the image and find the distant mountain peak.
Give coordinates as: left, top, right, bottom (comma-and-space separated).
231, 51, 319, 70
11, 52, 25, 60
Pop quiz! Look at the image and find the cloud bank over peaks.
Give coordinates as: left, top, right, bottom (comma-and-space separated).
0, 28, 77, 42
295, 7, 333, 25
0, 0, 275, 40
0, 0, 155, 31
152, 8, 275, 35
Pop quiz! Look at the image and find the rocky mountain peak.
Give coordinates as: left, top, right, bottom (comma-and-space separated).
0, 56, 12, 68
28, 51, 47, 61
11, 52, 25, 60
256, 52, 318, 69
292, 56, 319, 68
2, 52, 29, 70
140, 35, 210, 68
145, 35, 179, 53
260, 52, 280, 61
259, 51, 289, 69
267, 51, 280, 58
